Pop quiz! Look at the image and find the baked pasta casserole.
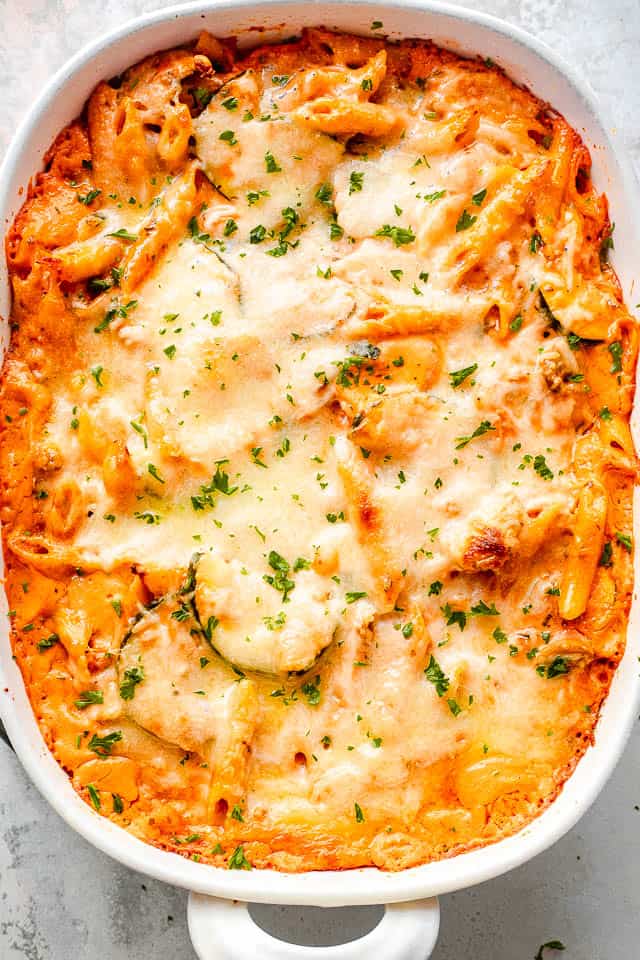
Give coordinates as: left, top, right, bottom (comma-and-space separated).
2, 28, 637, 872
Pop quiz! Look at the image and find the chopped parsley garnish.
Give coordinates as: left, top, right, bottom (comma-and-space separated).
77, 189, 101, 206
170, 603, 191, 624
423, 189, 446, 203
361, 78, 373, 91
533, 455, 554, 480
251, 447, 267, 468
315, 183, 333, 203
442, 604, 467, 631
493, 627, 508, 644
87, 784, 101, 811
349, 171, 364, 194
263, 551, 295, 603
221, 96, 238, 111
428, 581, 443, 596
94, 298, 138, 333
529, 231, 544, 253
264, 151, 281, 173
599, 541, 613, 567
447, 699, 462, 717
90, 365, 104, 387
133, 510, 161, 525
147, 463, 165, 484
616, 531, 633, 552
249, 224, 266, 244
455, 420, 495, 449
107, 228, 137, 242
193, 87, 214, 109
608, 340, 623, 374
449, 363, 477, 388
333, 355, 366, 388
541, 657, 571, 679
471, 188, 487, 205
230, 804, 244, 822
88, 730, 123, 757
600, 224, 615, 261
354, 802, 365, 823
301, 677, 321, 705
191, 462, 238, 510
120, 666, 145, 700
247, 189, 269, 205
227, 845, 252, 870
219, 130, 238, 145
470, 600, 499, 616
455, 209, 477, 232
37, 633, 59, 651
424, 655, 450, 696
345, 591, 368, 604
74, 690, 104, 709
130, 417, 148, 448
223, 218, 238, 237
375, 224, 416, 246
89, 265, 122, 293
263, 611, 286, 631
510, 313, 523, 332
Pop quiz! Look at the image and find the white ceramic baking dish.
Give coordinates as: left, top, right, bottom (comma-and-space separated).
1, 2, 638, 957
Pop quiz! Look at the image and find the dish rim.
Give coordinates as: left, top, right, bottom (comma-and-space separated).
1, 0, 639, 906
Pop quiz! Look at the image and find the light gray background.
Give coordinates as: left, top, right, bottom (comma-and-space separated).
1, 1, 639, 957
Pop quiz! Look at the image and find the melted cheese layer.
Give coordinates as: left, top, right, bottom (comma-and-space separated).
1, 29, 636, 873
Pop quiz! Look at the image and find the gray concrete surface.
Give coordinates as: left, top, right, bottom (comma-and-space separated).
1, 0, 639, 956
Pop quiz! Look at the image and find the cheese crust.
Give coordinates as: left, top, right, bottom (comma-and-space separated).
2, 29, 637, 872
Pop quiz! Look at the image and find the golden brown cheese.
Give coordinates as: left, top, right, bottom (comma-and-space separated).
2, 28, 637, 873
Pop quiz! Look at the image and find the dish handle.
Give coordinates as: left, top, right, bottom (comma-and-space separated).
188, 893, 440, 959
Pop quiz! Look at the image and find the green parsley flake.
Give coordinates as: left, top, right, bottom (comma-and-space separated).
455, 420, 495, 449
265, 151, 281, 173
609, 340, 623, 373
424, 655, 450, 696
449, 363, 478, 388
375, 224, 416, 246
455, 209, 477, 232
345, 591, 368, 604
442, 604, 467, 631
88, 730, 122, 756
349, 171, 364, 194
228, 845, 252, 870
119, 666, 145, 700
74, 690, 104, 710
